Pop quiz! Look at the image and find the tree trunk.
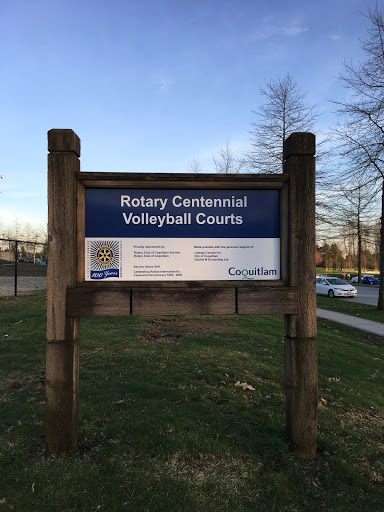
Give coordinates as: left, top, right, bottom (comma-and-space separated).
357, 199, 362, 283
377, 179, 384, 311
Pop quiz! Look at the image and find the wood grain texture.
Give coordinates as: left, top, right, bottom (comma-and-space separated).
77, 172, 289, 188
48, 129, 80, 156
47, 149, 80, 341
280, 183, 289, 284
46, 129, 81, 456
237, 287, 297, 314
66, 286, 298, 317
283, 132, 315, 159
284, 137, 316, 338
46, 340, 79, 455
285, 336, 318, 458
76, 182, 85, 283
67, 287, 131, 316
67, 287, 236, 316
283, 132, 318, 459
79, 179, 286, 190
132, 288, 236, 315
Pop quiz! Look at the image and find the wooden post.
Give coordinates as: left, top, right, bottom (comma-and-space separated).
14, 241, 18, 297
46, 129, 80, 455
284, 133, 318, 458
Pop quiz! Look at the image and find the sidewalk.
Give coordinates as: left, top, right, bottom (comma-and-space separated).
317, 308, 384, 337
0, 276, 47, 297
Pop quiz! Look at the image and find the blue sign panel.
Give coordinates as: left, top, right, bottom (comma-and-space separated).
85, 189, 280, 239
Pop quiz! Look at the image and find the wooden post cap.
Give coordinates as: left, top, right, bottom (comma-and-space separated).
283, 133, 315, 160
48, 129, 81, 157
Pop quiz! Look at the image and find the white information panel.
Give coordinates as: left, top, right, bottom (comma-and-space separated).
86, 237, 280, 281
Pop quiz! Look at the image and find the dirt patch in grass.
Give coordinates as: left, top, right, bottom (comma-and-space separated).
152, 451, 253, 490
344, 409, 384, 430
359, 332, 384, 348
140, 327, 185, 343
141, 316, 238, 343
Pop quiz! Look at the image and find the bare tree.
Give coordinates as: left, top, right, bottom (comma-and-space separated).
213, 140, 245, 174
337, 182, 379, 281
245, 73, 320, 173
333, 6, 384, 309
10, 217, 21, 240
188, 157, 203, 174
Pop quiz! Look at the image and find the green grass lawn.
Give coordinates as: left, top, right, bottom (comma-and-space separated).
316, 268, 380, 280
1, 291, 384, 511
317, 295, 384, 324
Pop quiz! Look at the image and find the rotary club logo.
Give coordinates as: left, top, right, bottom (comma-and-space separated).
88, 240, 121, 279
95, 245, 115, 266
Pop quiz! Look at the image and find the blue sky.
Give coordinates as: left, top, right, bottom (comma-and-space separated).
0, 0, 377, 232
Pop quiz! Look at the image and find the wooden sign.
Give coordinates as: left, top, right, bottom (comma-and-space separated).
46, 129, 317, 459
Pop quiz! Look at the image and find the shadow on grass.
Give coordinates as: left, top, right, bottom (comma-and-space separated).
77, 314, 289, 460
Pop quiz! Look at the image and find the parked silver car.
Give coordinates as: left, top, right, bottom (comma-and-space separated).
316, 277, 357, 298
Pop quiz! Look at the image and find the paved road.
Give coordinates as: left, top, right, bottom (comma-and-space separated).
0, 276, 47, 296
346, 284, 378, 306
319, 284, 384, 337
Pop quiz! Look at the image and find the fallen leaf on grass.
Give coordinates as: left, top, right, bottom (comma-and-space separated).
112, 400, 124, 405
319, 397, 327, 406
15, 320, 23, 324
235, 381, 255, 391
370, 373, 378, 379
11, 380, 22, 388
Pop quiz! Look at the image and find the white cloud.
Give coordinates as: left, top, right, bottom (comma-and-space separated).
152, 73, 175, 93
251, 19, 309, 40
282, 24, 309, 37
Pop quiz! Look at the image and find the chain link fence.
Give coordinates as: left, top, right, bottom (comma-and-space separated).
0, 238, 48, 297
